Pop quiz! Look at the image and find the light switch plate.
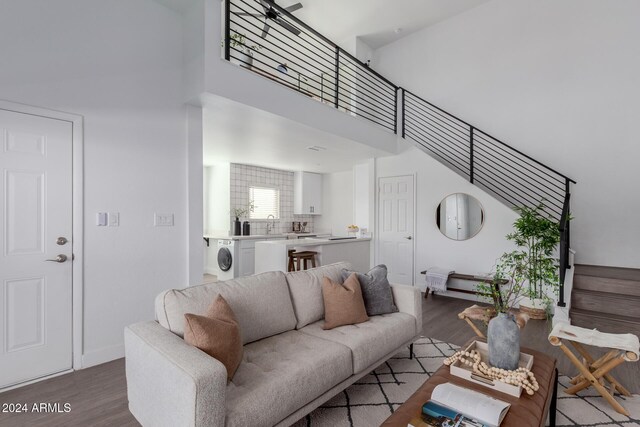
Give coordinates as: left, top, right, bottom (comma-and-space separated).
96, 212, 107, 226
154, 213, 174, 227
108, 212, 119, 227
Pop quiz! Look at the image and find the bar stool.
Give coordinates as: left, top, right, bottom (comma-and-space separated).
287, 250, 319, 271
287, 250, 296, 272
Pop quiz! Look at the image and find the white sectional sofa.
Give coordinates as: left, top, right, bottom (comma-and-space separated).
124, 262, 422, 427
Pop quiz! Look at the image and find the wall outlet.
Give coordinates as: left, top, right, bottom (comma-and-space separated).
108, 212, 119, 227
154, 213, 174, 227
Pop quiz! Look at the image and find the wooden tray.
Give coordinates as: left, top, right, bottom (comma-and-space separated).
449, 340, 534, 397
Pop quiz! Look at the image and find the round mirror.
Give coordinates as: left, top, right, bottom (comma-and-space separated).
436, 193, 484, 240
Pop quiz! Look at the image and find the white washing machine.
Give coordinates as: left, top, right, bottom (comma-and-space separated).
216, 239, 238, 280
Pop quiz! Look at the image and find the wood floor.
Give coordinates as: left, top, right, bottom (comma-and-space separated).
1, 294, 638, 426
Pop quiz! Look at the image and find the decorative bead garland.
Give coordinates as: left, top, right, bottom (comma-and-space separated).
443, 349, 540, 396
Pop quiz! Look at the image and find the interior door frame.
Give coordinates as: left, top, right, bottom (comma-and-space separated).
0, 99, 84, 372
375, 173, 417, 286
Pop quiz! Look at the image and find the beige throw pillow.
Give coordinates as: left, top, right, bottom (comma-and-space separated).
321, 273, 369, 330
184, 295, 243, 382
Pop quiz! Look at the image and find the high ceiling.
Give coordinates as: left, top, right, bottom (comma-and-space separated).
161, 0, 494, 173
156, 0, 491, 49
280, 0, 491, 49
202, 96, 392, 173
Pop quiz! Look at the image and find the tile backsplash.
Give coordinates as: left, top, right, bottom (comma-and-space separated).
230, 163, 314, 235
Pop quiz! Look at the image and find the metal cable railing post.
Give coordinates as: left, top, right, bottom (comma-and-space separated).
334, 47, 340, 109
401, 89, 406, 138
469, 126, 475, 184
393, 88, 398, 134
565, 179, 572, 270
224, 0, 231, 61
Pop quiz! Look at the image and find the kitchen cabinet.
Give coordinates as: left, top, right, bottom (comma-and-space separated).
237, 237, 286, 277
255, 237, 372, 274
294, 171, 322, 215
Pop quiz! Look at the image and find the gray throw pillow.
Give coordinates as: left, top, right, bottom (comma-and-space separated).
340, 265, 398, 316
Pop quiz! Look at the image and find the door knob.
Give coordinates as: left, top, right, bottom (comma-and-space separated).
404, 236, 412, 240
57, 237, 68, 245
45, 254, 68, 263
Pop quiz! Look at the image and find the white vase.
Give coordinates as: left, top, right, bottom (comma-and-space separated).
237, 50, 253, 69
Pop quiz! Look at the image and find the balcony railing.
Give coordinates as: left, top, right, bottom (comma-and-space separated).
402, 89, 575, 306
222, 0, 575, 307
224, 0, 398, 133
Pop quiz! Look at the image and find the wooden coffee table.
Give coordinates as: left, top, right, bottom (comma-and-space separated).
381, 340, 558, 427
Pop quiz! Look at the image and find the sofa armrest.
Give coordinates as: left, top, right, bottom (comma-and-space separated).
125, 321, 227, 427
390, 284, 423, 336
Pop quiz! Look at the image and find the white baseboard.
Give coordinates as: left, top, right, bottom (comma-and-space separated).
81, 343, 125, 368
0, 369, 73, 393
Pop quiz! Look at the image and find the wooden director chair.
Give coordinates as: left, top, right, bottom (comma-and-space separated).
457, 304, 530, 338
548, 323, 640, 416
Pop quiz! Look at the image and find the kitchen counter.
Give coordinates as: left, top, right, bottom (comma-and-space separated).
255, 237, 371, 273
204, 233, 327, 241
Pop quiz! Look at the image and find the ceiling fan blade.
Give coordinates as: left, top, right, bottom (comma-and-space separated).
275, 18, 302, 36
284, 3, 303, 13
236, 12, 264, 17
259, 0, 271, 13
261, 22, 271, 38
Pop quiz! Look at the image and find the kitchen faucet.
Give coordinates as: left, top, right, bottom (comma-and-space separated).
266, 214, 276, 234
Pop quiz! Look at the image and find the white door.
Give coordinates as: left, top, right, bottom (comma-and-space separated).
0, 109, 73, 388
378, 175, 414, 285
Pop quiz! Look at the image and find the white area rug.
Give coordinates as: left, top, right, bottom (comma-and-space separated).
291, 337, 640, 427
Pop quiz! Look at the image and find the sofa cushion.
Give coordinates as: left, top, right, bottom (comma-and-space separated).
341, 264, 398, 316
155, 271, 296, 345
322, 273, 369, 330
225, 330, 352, 427
183, 295, 243, 382
285, 261, 351, 329
300, 312, 417, 373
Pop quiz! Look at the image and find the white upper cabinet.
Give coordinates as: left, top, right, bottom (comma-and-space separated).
294, 172, 322, 215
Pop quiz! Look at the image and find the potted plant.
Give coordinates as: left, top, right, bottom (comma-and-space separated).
231, 207, 247, 236
228, 32, 261, 68
476, 260, 528, 370
230, 201, 255, 236
504, 202, 561, 319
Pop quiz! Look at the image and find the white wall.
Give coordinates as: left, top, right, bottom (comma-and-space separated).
353, 161, 375, 232
187, 105, 204, 286
0, 0, 187, 366
376, 141, 518, 289
204, 163, 231, 236
373, 0, 640, 269
316, 171, 355, 236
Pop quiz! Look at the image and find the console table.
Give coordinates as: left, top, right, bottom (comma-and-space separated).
420, 270, 509, 305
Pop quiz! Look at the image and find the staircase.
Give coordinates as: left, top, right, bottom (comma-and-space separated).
401, 90, 575, 306
570, 264, 640, 336
223, 0, 575, 306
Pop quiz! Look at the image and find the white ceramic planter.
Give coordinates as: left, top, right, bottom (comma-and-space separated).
237, 50, 253, 68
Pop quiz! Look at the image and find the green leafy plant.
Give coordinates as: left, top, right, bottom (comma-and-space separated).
231, 200, 255, 220
227, 32, 261, 53
506, 202, 561, 305
476, 257, 527, 314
